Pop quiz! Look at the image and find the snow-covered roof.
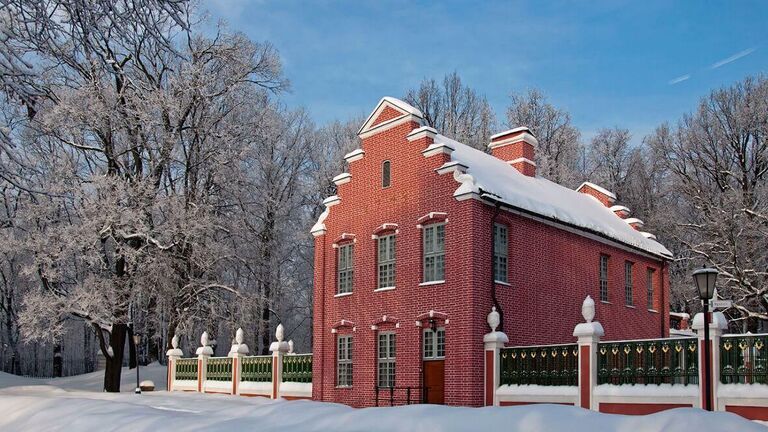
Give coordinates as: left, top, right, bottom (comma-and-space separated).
432, 133, 672, 258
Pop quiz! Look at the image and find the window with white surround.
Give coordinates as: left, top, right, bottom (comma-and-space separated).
625, 261, 634, 306
382, 160, 391, 188
336, 335, 352, 387
599, 255, 609, 302
377, 332, 396, 388
337, 243, 354, 294
377, 234, 396, 289
493, 223, 508, 283
423, 223, 445, 283
647, 268, 655, 310
423, 328, 445, 360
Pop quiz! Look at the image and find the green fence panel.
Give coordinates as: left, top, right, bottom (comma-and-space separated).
241, 356, 273, 382
721, 334, 768, 384
175, 358, 198, 381
282, 354, 313, 383
500, 344, 579, 386
597, 338, 698, 385
206, 357, 233, 382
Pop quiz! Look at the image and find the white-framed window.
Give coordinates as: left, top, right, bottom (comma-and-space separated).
493, 223, 508, 283
377, 234, 396, 289
423, 223, 445, 283
599, 254, 609, 302
337, 243, 354, 294
625, 261, 634, 306
336, 335, 353, 387
647, 268, 655, 310
377, 332, 396, 388
382, 160, 391, 188
423, 328, 445, 360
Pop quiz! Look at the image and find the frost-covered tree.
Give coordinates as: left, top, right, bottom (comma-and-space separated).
506, 89, 582, 185
0, 0, 291, 390
404, 72, 496, 150
648, 75, 768, 330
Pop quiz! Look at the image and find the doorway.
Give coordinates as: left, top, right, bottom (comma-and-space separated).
422, 327, 445, 404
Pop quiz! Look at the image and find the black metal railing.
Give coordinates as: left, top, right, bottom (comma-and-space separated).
597, 338, 698, 385
721, 334, 768, 384
500, 344, 579, 386
282, 354, 313, 383
175, 358, 198, 381
374, 386, 427, 406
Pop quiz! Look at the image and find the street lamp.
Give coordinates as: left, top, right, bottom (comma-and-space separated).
133, 333, 142, 395
693, 267, 718, 411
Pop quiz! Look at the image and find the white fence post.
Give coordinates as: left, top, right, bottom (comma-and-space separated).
270, 324, 289, 399
573, 295, 604, 411
692, 311, 727, 410
483, 307, 508, 406
165, 334, 183, 392
196, 331, 213, 393
229, 328, 249, 396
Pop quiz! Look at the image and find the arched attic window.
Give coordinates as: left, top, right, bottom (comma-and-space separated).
382, 160, 391, 188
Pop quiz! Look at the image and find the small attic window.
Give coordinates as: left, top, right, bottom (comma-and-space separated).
382, 160, 391, 188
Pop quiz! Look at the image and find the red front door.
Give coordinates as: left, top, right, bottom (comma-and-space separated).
423, 360, 445, 404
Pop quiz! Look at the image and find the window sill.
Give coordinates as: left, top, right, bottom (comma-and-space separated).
374, 287, 396, 292
335, 386, 353, 389
494, 280, 511, 286
648, 309, 659, 313
334, 292, 353, 298
419, 280, 445, 287
600, 301, 612, 305
625, 304, 636, 309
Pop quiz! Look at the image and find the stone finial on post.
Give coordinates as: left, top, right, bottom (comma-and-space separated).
166, 335, 184, 392
228, 327, 249, 395
692, 311, 728, 410
196, 331, 213, 392
483, 307, 509, 406
573, 295, 604, 410
288, 340, 295, 355
270, 324, 290, 399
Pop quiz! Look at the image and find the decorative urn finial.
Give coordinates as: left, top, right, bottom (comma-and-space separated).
288, 340, 295, 354
201, 331, 209, 347
582, 295, 595, 323
235, 328, 244, 345
275, 324, 284, 343
487, 306, 500, 332
171, 334, 179, 349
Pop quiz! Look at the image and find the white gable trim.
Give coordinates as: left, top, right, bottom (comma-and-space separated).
357, 97, 424, 137
358, 114, 423, 140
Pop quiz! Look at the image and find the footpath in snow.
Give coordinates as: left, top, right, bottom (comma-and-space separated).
0, 365, 764, 432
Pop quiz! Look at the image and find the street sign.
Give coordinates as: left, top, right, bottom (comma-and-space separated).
712, 300, 732, 309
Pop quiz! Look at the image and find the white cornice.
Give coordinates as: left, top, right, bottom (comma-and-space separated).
507, 157, 537, 167
576, 182, 617, 200
435, 161, 468, 175
332, 172, 351, 186
422, 142, 455, 158
488, 132, 539, 149
343, 148, 364, 163
490, 127, 531, 141
358, 114, 424, 139
407, 126, 438, 142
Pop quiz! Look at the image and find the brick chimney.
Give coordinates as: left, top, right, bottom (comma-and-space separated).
576, 182, 616, 207
488, 127, 537, 177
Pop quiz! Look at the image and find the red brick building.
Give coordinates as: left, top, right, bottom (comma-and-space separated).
310, 97, 672, 408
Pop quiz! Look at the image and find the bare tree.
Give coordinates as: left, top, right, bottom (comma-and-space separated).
649, 75, 768, 330
506, 89, 582, 185
404, 72, 496, 150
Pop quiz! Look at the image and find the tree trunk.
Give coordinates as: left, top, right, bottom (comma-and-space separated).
103, 323, 128, 392
53, 343, 62, 377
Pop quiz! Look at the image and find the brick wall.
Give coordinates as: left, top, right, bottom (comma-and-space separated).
311, 106, 669, 408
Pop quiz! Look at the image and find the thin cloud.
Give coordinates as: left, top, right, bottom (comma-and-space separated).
668, 74, 690, 85
710, 47, 757, 69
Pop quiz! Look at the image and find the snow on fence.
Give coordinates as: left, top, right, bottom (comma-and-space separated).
166, 325, 312, 400
486, 296, 768, 420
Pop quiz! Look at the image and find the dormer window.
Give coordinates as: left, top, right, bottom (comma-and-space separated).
382, 160, 391, 188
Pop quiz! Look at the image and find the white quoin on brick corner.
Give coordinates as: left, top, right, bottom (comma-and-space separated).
167, 325, 312, 400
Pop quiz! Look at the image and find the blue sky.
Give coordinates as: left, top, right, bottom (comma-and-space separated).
203, 0, 768, 143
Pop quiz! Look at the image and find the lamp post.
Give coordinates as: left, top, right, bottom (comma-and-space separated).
693, 267, 718, 411
133, 333, 142, 395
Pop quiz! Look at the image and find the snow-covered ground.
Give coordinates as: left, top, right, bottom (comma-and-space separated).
0, 365, 764, 431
